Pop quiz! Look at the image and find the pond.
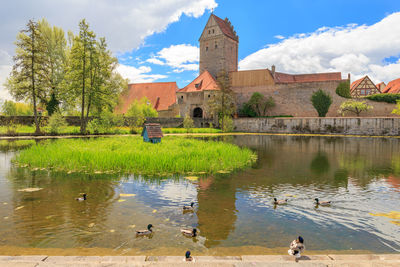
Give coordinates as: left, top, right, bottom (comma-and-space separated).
0, 135, 399, 255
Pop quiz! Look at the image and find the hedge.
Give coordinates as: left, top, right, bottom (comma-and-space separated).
365, 93, 400, 104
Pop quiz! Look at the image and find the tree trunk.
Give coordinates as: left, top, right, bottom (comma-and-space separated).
31, 27, 40, 135
80, 42, 86, 134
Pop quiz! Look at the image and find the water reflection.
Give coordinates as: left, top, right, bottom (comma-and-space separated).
0, 136, 399, 254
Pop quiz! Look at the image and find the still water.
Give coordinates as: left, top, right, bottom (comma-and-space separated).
0, 135, 399, 255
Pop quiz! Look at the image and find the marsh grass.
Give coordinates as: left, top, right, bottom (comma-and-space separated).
0, 140, 35, 152
15, 136, 256, 175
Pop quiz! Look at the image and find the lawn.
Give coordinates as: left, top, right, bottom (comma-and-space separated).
15, 136, 257, 175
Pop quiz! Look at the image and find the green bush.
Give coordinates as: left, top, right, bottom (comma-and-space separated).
366, 93, 400, 104
87, 111, 123, 134
336, 81, 351, 98
183, 114, 194, 133
392, 100, 400, 115
239, 102, 257, 117
311, 89, 332, 117
338, 100, 373, 116
48, 112, 67, 134
219, 115, 234, 132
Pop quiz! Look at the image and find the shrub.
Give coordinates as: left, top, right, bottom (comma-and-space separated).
336, 81, 351, 98
392, 100, 400, 115
87, 111, 123, 134
219, 115, 234, 132
125, 97, 158, 129
311, 89, 332, 117
183, 114, 194, 133
239, 102, 257, 117
366, 93, 400, 104
338, 100, 373, 116
48, 112, 67, 134
248, 93, 275, 116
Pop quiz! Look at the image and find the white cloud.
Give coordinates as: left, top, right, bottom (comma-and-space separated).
116, 64, 167, 83
147, 44, 199, 72
274, 35, 285, 40
239, 12, 400, 84
0, 0, 217, 53
146, 58, 165, 65
0, 50, 12, 100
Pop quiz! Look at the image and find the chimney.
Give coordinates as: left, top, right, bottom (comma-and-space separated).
347, 73, 351, 81
271, 65, 276, 77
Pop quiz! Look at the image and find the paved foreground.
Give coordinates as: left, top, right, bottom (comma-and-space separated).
0, 254, 399, 267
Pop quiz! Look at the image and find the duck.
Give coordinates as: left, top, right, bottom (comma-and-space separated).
181, 228, 197, 237
273, 198, 288, 205
315, 198, 331, 206
185, 250, 194, 262
75, 193, 87, 201
183, 202, 195, 211
135, 224, 153, 236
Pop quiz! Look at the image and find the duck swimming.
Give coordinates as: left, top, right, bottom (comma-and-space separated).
273, 198, 288, 205
75, 193, 87, 201
185, 250, 194, 262
315, 198, 331, 206
183, 202, 195, 211
181, 228, 197, 237
136, 224, 153, 236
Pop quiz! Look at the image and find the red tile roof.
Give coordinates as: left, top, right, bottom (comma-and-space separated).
382, 78, 400, 94
273, 71, 342, 84
350, 76, 365, 92
212, 14, 238, 41
115, 82, 178, 113
376, 82, 385, 89
179, 70, 220, 92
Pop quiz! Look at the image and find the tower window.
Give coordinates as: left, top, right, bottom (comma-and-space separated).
215, 43, 218, 49
208, 95, 211, 98
212, 29, 214, 33
206, 46, 208, 51
181, 96, 183, 99
208, 30, 210, 34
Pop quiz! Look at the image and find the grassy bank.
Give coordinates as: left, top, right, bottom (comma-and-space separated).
0, 125, 222, 135
15, 136, 256, 175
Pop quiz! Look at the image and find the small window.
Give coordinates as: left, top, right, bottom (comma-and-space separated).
181, 96, 183, 99
215, 43, 218, 49
208, 30, 210, 34
212, 29, 214, 33
208, 95, 211, 98
206, 46, 208, 51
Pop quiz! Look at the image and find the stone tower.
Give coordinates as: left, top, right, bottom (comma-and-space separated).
199, 14, 239, 78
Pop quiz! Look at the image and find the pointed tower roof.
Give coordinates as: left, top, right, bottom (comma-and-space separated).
199, 14, 238, 42
211, 14, 238, 41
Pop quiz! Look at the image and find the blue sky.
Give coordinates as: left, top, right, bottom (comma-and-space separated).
1, 0, 400, 98
115, 0, 400, 88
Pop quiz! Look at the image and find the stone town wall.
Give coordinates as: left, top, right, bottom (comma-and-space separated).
232, 80, 397, 117
145, 117, 213, 128
233, 117, 400, 136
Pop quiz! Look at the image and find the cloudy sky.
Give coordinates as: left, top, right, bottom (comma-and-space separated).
1, 0, 400, 100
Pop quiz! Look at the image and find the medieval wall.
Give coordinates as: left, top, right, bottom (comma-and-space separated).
233, 117, 400, 136
232, 80, 397, 117
176, 90, 218, 118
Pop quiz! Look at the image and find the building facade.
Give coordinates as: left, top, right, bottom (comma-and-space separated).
350, 76, 380, 97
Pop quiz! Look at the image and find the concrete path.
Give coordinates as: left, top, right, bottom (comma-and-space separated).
0, 254, 399, 267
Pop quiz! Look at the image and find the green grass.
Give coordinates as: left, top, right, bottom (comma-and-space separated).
162, 128, 222, 134
0, 125, 221, 135
15, 136, 257, 175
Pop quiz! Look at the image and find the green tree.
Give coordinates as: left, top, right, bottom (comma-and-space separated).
311, 89, 332, 117
207, 70, 236, 129
338, 100, 373, 116
47, 112, 67, 134
183, 113, 194, 133
37, 19, 67, 114
219, 115, 234, 132
125, 97, 158, 128
248, 92, 275, 116
239, 102, 257, 117
1, 100, 17, 116
5, 20, 46, 134
336, 81, 351, 98
65, 20, 126, 133
392, 100, 400, 115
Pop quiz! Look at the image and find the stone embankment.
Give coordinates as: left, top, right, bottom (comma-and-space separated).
234, 117, 400, 136
0, 254, 399, 266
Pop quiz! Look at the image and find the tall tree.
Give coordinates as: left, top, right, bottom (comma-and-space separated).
37, 19, 67, 115
207, 70, 236, 129
6, 20, 46, 134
